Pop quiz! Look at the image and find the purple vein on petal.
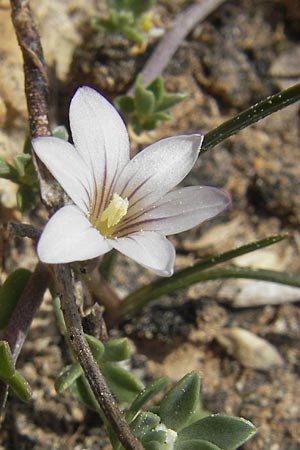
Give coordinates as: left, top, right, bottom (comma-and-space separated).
94, 149, 108, 220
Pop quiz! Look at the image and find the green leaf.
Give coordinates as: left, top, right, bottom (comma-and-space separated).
127, 377, 168, 422
122, 25, 144, 43
143, 430, 166, 445
131, 116, 143, 135
159, 372, 201, 432
121, 234, 287, 316
115, 95, 136, 114
9, 371, 32, 403
54, 363, 82, 394
99, 249, 118, 280
143, 442, 162, 450
52, 125, 69, 141
135, 85, 155, 116
131, 411, 161, 440
178, 415, 256, 450
16, 184, 37, 211
128, 0, 152, 18
0, 158, 19, 182
147, 77, 164, 102
103, 338, 131, 362
203, 82, 300, 152
175, 439, 222, 450
0, 268, 32, 330
85, 334, 105, 362
68, 376, 100, 412
156, 93, 186, 112
0, 341, 15, 379
102, 362, 144, 403
13, 154, 31, 178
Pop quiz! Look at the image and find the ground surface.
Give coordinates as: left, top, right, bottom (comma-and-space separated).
0, 0, 300, 449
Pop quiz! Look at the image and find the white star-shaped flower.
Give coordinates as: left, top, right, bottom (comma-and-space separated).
33, 86, 230, 276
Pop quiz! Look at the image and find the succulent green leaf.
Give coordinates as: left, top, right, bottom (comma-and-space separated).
127, 377, 168, 421
131, 411, 161, 440
142, 117, 158, 131
0, 158, 19, 182
52, 125, 69, 141
147, 77, 164, 101
156, 93, 186, 112
115, 95, 136, 114
16, 185, 37, 211
13, 154, 31, 178
131, 116, 143, 135
54, 363, 82, 394
143, 430, 166, 445
102, 362, 144, 403
0, 341, 15, 379
9, 371, 32, 403
122, 25, 144, 43
103, 338, 131, 362
85, 334, 105, 362
159, 372, 201, 432
68, 376, 100, 412
143, 442, 162, 450
128, 0, 152, 18
135, 85, 155, 116
178, 415, 256, 450
175, 439, 222, 450
0, 268, 32, 330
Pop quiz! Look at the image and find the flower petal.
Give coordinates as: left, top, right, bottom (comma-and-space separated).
117, 186, 231, 236
37, 205, 111, 263
32, 136, 92, 213
69, 86, 130, 213
109, 232, 175, 277
116, 135, 203, 216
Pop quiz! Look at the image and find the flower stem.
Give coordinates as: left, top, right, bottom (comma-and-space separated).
0, 262, 51, 414
10, 1, 143, 448
55, 265, 143, 450
129, 0, 227, 91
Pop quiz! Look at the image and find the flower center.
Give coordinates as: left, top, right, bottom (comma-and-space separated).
94, 193, 129, 238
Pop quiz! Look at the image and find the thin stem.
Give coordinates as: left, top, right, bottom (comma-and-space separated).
10, 0, 61, 209
10, 1, 142, 447
130, 0, 227, 90
7, 221, 40, 242
82, 266, 122, 325
0, 262, 51, 413
54, 265, 143, 450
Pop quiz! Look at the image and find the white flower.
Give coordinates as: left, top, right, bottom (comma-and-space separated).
32, 86, 230, 276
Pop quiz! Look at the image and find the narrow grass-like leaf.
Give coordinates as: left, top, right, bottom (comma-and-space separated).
0, 268, 32, 330
99, 249, 118, 280
121, 234, 286, 316
203, 83, 300, 152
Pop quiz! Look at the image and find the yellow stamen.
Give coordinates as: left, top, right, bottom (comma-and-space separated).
95, 193, 128, 237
